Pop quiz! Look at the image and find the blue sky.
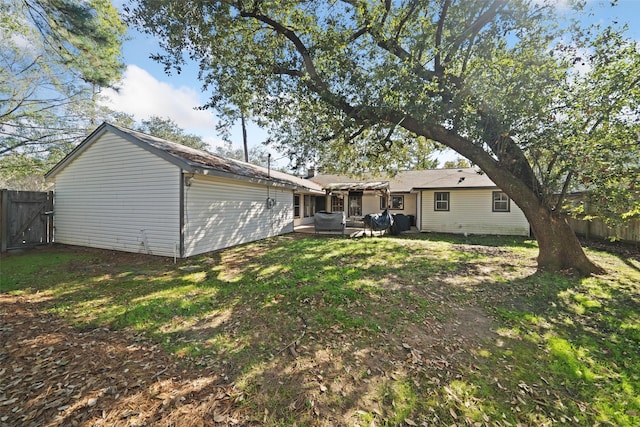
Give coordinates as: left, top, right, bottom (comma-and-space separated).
102, 0, 640, 168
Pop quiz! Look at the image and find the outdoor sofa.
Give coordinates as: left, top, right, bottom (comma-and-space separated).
314, 211, 346, 234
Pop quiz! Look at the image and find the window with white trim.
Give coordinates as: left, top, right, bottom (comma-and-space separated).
492, 191, 510, 212
434, 192, 450, 211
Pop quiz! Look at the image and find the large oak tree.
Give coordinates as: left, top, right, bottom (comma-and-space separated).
128, 0, 640, 275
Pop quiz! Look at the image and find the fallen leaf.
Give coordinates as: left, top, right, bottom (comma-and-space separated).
449, 407, 458, 419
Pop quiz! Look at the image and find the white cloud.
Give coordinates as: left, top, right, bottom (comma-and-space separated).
101, 65, 284, 158
102, 65, 218, 134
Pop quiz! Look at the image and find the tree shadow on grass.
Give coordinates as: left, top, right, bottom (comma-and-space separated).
469, 269, 640, 425
399, 232, 539, 249
0, 238, 495, 424
3, 236, 637, 425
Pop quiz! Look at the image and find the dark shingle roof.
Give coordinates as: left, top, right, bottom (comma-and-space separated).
309, 168, 496, 192
46, 122, 324, 193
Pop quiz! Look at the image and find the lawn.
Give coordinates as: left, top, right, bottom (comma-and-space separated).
1, 233, 638, 426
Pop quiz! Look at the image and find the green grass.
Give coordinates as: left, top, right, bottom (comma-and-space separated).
0, 234, 638, 426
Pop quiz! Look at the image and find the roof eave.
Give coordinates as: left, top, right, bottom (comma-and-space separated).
413, 185, 499, 191
196, 168, 323, 193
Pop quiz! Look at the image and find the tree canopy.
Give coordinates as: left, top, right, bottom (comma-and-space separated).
443, 158, 471, 169
134, 116, 208, 150
127, 0, 640, 275
213, 142, 271, 167
1, 0, 126, 159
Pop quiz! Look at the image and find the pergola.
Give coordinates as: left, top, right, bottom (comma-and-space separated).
324, 181, 390, 203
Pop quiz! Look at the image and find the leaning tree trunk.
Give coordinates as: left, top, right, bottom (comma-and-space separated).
436, 130, 606, 277
432, 130, 606, 277
525, 203, 604, 276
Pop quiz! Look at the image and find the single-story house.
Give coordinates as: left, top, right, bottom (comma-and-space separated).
45, 122, 324, 257
46, 123, 530, 258
308, 168, 530, 236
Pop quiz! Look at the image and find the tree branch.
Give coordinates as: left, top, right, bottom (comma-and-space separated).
443, 0, 508, 66
272, 67, 303, 77
234, 1, 544, 209
239, 8, 359, 118
434, 0, 451, 76
239, 10, 322, 86
393, 0, 419, 42
585, 73, 640, 135
340, 0, 438, 85
555, 170, 573, 211
347, 25, 369, 43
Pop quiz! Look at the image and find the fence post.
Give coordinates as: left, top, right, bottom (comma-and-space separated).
1, 190, 8, 252
47, 191, 54, 244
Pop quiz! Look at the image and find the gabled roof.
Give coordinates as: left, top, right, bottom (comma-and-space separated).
309, 168, 496, 192
46, 122, 324, 194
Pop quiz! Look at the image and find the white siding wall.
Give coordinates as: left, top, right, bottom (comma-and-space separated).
53, 134, 181, 256
416, 192, 422, 227
402, 194, 417, 219
184, 175, 294, 257
420, 189, 530, 236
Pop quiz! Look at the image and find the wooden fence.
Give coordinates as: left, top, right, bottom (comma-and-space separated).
567, 216, 640, 244
0, 190, 54, 252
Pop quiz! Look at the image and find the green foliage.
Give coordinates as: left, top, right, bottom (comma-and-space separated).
0, 153, 51, 190
127, 0, 640, 232
213, 142, 271, 167
0, 0, 126, 186
28, 0, 126, 87
443, 158, 471, 169
133, 116, 208, 150
533, 27, 640, 225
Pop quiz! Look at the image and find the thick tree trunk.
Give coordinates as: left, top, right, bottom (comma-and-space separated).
526, 204, 604, 276
397, 121, 605, 276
